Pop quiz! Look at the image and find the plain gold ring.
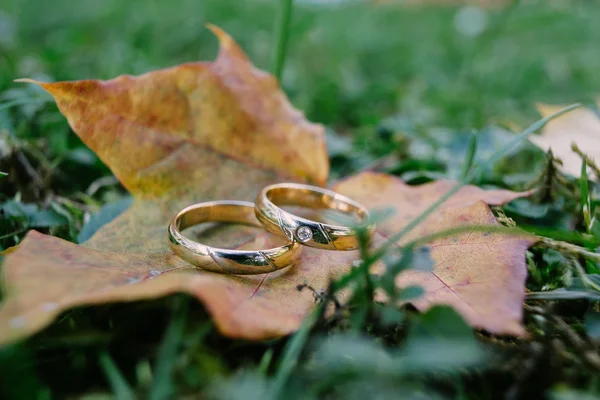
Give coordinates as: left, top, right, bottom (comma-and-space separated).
168, 200, 301, 275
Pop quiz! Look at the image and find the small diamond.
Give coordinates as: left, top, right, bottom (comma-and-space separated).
296, 226, 313, 242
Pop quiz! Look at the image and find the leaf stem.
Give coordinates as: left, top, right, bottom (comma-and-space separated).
272, 0, 294, 81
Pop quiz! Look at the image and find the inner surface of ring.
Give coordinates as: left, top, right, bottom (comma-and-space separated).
177, 203, 258, 231
266, 187, 366, 223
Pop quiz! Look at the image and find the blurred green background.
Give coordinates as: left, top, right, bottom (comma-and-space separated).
3, 0, 600, 128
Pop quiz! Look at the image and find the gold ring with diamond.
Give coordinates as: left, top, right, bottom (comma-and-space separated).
254, 183, 373, 251
168, 200, 302, 275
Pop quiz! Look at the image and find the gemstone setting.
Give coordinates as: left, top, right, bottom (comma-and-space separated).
296, 226, 313, 242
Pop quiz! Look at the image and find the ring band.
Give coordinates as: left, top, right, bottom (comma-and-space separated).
254, 183, 373, 250
168, 200, 301, 275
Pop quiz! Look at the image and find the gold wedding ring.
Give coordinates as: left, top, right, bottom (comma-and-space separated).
255, 183, 373, 250
168, 200, 301, 275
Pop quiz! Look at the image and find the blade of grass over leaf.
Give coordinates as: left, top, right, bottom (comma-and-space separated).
98, 351, 136, 400
338, 222, 532, 298
517, 225, 597, 247
373, 103, 581, 259
332, 208, 535, 307
272, 0, 293, 81
400, 224, 530, 250
149, 297, 189, 400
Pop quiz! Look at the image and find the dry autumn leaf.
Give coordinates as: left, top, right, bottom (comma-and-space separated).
0, 26, 536, 346
530, 103, 600, 177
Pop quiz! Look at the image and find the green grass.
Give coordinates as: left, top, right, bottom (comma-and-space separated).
2, 0, 600, 398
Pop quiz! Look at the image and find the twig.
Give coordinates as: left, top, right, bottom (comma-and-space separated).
16, 150, 43, 187
86, 175, 119, 196
538, 237, 600, 291
297, 282, 342, 310
52, 195, 89, 212
571, 258, 600, 292
492, 206, 516, 227
538, 237, 600, 264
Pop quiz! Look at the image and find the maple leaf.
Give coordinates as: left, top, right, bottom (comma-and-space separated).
0, 26, 536, 346
530, 103, 600, 177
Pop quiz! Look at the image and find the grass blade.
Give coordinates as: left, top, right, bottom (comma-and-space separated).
270, 310, 318, 398
258, 348, 274, 377
271, 0, 294, 81
581, 158, 592, 231
0, 98, 47, 111
98, 351, 135, 400
149, 297, 189, 400
460, 133, 478, 180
